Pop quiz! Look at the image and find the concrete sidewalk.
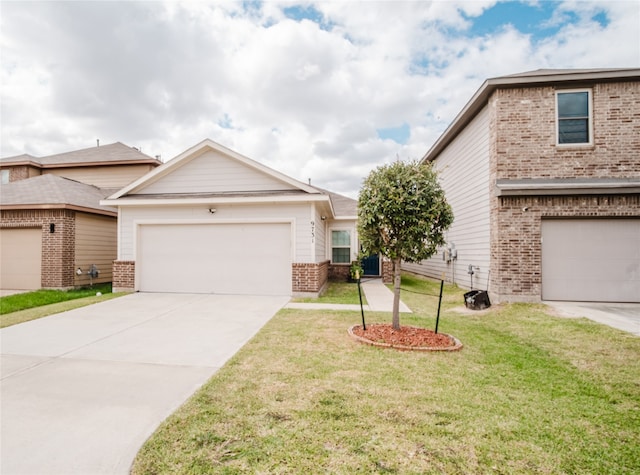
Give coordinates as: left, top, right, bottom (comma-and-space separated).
285, 278, 411, 313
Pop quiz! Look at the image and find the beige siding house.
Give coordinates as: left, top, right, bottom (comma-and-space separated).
403, 106, 491, 288
0, 143, 161, 290
406, 68, 640, 303
103, 139, 358, 296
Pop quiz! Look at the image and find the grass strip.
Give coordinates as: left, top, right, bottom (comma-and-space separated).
0, 283, 113, 314
0, 292, 123, 328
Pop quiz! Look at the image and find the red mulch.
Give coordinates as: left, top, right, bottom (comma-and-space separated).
351, 323, 454, 348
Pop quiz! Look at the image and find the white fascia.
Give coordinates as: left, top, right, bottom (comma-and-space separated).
101, 194, 332, 207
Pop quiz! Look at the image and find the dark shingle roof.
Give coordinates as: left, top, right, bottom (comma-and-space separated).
0, 174, 117, 214
311, 186, 357, 217
0, 142, 160, 167
0, 153, 38, 164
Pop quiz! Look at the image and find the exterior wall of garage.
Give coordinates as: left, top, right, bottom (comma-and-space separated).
489, 81, 640, 302
113, 201, 334, 295
492, 195, 640, 302
0, 209, 76, 289
117, 202, 315, 262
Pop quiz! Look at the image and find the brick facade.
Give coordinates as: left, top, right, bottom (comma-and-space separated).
292, 260, 329, 296
381, 259, 393, 284
8, 165, 36, 182
490, 82, 640, 180
112, 260, 333, 296
328, 263, 350, 281
0, 209, 76, 289
488, 81, 640, 302
112, 260, 136, 292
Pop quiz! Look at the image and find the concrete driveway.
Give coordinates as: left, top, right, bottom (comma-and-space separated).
545, 301, 640, 336
0, 292, 289, 475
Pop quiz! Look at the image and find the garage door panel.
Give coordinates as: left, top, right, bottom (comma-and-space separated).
542, 219, 640, 302
0, 228, 42, 290
138, 223, 291, 295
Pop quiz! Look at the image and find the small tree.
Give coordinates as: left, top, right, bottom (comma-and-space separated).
358, 160, 453, 330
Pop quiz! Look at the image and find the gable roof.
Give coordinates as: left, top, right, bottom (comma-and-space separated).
0, 174, 117, 216
0, 142, 161, 169
107, 139, 321, 200
422, 68, 640, 163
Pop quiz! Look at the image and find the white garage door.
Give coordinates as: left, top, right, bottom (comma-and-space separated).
138, 223, 292, 295
0, 228, 42, 290
542, 219, 640, 302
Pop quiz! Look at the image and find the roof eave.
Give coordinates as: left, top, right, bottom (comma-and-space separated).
37, 159, 162, 169
101, 193, 332, 207
0, 160, 43, 169
0, 203, 117, 217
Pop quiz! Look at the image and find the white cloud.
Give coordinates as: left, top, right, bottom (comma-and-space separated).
1, 0, 638, 196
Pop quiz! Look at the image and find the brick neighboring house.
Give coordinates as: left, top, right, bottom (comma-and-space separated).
0, 143, 161, 290
403, 68, 640, 303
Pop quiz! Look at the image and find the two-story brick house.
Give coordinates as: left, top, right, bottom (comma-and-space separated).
404, 69, 640, 303
0, 143, 161, 290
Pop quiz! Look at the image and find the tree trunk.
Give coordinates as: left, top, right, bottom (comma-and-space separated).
392, 257, 402, 330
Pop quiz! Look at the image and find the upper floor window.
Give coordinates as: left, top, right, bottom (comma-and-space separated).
556, 89, 592, 146
331, 230, 351, 263
1, 169, 9, 185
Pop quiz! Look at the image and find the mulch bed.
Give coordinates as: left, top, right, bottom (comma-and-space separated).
349, 324, 463, 352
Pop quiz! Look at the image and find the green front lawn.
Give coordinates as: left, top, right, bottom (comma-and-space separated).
292, 281, 367, 305
132, 274, 640, 474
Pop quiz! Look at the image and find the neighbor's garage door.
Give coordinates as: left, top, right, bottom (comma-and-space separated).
542, 219, 640, 302
138, 223, 292, 295
0, 228, 42, 290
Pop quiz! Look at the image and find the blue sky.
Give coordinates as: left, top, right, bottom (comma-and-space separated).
467, 1, 608, 40
1, 1, 638, 196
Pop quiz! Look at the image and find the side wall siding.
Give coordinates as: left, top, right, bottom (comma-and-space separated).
44, 164, 157, 189
403, 106, 491, 288
137, 150, 298, 195
74, 213, 117, 286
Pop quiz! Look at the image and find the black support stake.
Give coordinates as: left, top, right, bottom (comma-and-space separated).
434, 279, 444, 334
357, 276, 366, 330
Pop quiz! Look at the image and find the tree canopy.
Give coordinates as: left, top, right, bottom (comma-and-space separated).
358, 160, 453, 328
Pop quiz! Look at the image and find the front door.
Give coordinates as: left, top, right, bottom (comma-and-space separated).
362, 254, 380, 276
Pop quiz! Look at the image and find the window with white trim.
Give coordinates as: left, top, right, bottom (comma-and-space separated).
1, 170, 9, 184
556, 89, 593, 145
331, 230, 351, 263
